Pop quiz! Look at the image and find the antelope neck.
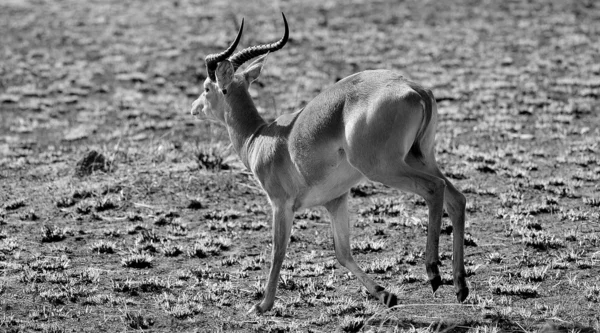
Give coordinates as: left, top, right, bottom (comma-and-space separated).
223, 84, 266, 168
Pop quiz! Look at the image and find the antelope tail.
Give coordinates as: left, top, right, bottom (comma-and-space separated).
408, 85, 434, 162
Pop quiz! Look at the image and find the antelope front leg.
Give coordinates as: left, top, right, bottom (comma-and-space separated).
324, 193, 398, 307
250, 200, 293, 314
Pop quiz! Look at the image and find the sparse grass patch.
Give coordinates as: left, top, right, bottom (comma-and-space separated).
81, 294, 129, 306
500, 191, 524, 208
521, 230, 564, 250
3, 198, 26, 211
40, 225, 67, 243
584, 283, 600, 302
464, 233, 478, 246
122, 311, 154, 330
0, 237, 19, 253
113, 277, 181, 296
103, 228, 121, 237
398, 271, 422, 284
167, 223, 188, 236
240, 221, 267, 230
296, 209, 322, 220
95, 195, 120, 211
27, 255, 70, 272
518, 266, 549, 282
39, 289, 69, 305
297, 278, 336, 299
560, 208, 589, 222
55, 196, 76, 208
548, 178, 566, 186
189, 236, 232, 258
564, 229, 577, 241
127, 212, 143, 222
551, 261, 569, 270
126, 223, 147, 234
161, 243, 183, 257
350, 183, 376, 197
192, 267, 231, 281
20, 268, 44, 283
195, 143, 230, 170
187, 198, 203, 209
153, 211, 179, 226
113, 279, 138, 294
364, 257, 400, 273
253, 318, 301, 332
77, 268, 101, 284
135, 229, 163, 244
351, 238, 385, 253
339, 315, 365, 332
271, 301, 295, 317
557, 249, 584, 262
359, 198, 405, 217
466, 264, 481, 276
90, 240, 116, 254
489, 278, 539, 298
121, 253, 153, 268
403, 250, 422, 265
278, 274, 298, 290
220, 256, 240, 267
296, 262, 326, 277
138, 277, 181, 292
576, 260, 593, 269
39, 284, 92, 305
325, 297, 365, 316
583, 198, 600, 207
156, 292, 203, 318
75, 199, 95, 215
242, 256, 264, 271
19, 209, 38, 221
203, 209, 241, 222
487, 252, 504, 264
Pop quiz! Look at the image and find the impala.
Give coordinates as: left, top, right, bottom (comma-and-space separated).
191, 13, 469, 313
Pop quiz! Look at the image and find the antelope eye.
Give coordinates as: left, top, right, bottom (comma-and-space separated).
204, 87, 209, 93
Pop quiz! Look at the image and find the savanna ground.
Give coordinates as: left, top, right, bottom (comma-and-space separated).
1, 0, 599, 332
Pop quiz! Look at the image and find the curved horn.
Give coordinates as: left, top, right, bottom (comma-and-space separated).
205, 18, 244, 81
229, 12, 289, 71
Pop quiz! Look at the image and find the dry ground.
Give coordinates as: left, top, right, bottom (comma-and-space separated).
1, 0, 599, 332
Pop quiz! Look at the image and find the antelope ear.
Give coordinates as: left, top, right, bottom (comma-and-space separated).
216, 60, 235, 94
243, 54, 268, 84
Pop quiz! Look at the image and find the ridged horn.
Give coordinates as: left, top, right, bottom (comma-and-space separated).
205, 18, 244, 81
229, 12, 289, 71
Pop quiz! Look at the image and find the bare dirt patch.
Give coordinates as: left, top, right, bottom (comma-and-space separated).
1, 0, 599, 332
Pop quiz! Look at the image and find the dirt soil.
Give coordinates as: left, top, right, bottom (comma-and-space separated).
1, 0, 599, 332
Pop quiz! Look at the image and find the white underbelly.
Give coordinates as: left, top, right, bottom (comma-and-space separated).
295, 164, 364, 210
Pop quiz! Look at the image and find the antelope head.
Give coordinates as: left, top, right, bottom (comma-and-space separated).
191, 14, 289, 124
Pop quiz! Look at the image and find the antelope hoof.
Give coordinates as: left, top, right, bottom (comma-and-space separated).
430, 275, 442, 293
380, 290, 398, 308
457, 287, 469, 302
426, 262, 441, 293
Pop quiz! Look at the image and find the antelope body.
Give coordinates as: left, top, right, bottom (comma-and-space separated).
191, 14, 469, 313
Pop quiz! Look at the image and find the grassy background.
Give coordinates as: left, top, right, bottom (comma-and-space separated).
1, 0, 599, 332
